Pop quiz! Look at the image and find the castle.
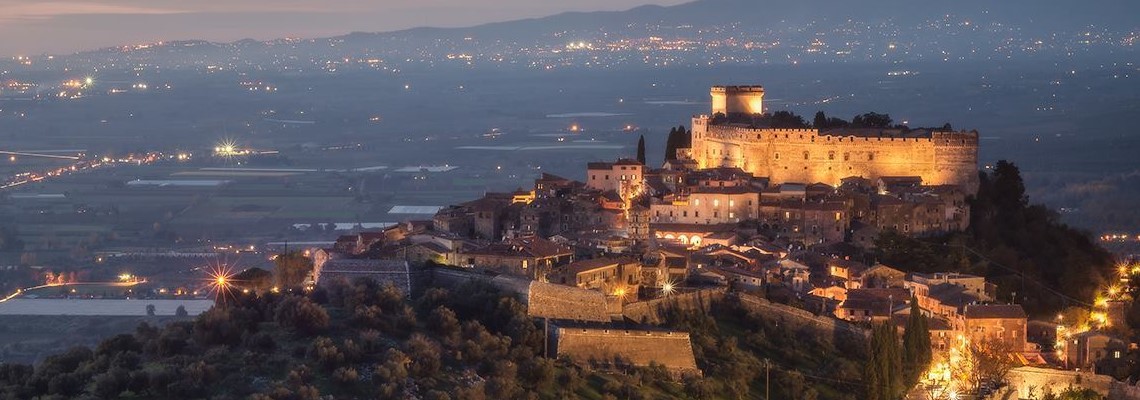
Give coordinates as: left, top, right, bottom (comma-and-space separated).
689, 85, 980, 193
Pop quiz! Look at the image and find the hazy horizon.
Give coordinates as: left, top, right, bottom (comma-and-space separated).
0, 0, 688, 56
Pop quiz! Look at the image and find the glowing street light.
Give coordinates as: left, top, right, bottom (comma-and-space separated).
662, 281, 676, 297
206, 264, 236, 303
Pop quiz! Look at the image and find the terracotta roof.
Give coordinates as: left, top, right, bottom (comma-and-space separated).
964, 304, 1026, 320
564, 257, 636, 275
690, 186, 759, 195
505, 236, 572, 259
841, 288, 911, 316
879, 176, 924, 185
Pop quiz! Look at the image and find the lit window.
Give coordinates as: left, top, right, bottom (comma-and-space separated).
729, 200, 735, 207
694, 199, 700, 206
713, 199, 720, 207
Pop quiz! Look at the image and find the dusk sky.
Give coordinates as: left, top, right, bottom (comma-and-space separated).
0, 0, 688, 56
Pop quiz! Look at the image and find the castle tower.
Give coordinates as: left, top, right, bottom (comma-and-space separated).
711, 85, 764, 116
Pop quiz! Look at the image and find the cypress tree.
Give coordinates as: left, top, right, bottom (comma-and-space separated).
867, 321, 904, 400
636, 135, 646, 165
813, 111, 827, 129
664, 127, 678, 161
903, 298, 932, 386
866, 323, 885, 400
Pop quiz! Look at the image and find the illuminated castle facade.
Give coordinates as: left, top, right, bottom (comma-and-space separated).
689, 85, 979, 192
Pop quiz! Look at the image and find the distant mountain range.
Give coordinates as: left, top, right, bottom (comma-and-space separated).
14, 0, 1140, 72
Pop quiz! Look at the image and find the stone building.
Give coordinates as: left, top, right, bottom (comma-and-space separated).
687, 85, 979, 192
757, 199, 851, 244
649, 186, 760, 225
550, 257, 642, 295
963, 304, 1028, 352
586, 159, 644, 196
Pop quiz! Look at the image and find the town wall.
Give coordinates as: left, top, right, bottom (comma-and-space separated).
733, 293, 870, 339
622, 288, 726, 325
993, 366, 1140, 399
553, 326, 701, 377
690, 118, 979, 192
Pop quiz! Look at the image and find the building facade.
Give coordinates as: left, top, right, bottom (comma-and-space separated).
688, 86, 979, 192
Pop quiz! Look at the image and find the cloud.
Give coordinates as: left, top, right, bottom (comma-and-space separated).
0, 2, 188, 20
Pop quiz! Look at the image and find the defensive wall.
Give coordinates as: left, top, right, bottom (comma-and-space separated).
732, 293, 870, 339
620, 289, 867, 339
428, 266, 610, 322
992, 366, 1140, 399
690, 119, 979, 192
552, 322, 701, 378
622, 288, 725, 325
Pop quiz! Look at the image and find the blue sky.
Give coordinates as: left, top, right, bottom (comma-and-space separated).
0, 0, 688, 55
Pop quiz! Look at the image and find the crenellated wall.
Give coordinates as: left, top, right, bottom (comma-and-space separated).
690, 116, 979, 192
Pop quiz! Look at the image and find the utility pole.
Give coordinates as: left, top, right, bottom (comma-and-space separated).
766, 359, 772, 399
888, 294, 894, 320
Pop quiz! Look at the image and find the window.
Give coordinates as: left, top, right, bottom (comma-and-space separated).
694, 199, 700, 206
729, 212, 735, 218
828, 151, 835, 160
605, 175, 610, 180
714, 212, 719, 218
713, 199, 720, 207
591, 175, 596, 180
844, 152, 850, 161
683, 211, 688, 217
775, 153, 780, 160
729, 200, 735, 207
695, 211, 700, 218
868, 153, 875, 161
803, 151, 809, 160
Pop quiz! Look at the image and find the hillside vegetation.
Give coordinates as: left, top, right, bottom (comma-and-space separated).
0, 278, 870, 399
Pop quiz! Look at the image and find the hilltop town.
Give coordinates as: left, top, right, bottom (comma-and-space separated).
292, 86, 1133, 398
0, 85, 1128, 400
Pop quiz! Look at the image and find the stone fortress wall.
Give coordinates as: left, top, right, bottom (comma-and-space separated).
690, 86, 980, 192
